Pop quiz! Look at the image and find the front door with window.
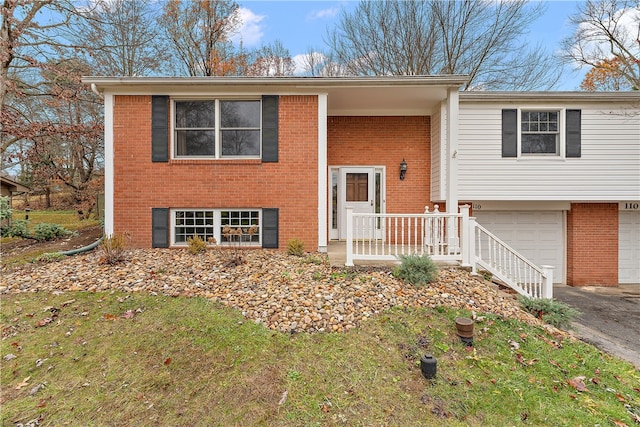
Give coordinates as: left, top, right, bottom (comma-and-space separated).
337, 167, 381, 239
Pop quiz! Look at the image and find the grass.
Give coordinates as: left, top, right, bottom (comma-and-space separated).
1, 292, 638, 426
8, 210, 99, 232
1, 210, 100, 268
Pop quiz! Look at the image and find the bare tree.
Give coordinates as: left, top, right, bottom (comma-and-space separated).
247, 40, 295, 76
159, 0, 242, 76
324, 0, 562, 90
297, 47, 346, 77
73, 0, 167, 76
1, 0, 75, 137
561, 0, 639, 90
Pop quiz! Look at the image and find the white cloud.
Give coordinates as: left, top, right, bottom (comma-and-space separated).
306, 6, 340, 21
231, 7, 265, 47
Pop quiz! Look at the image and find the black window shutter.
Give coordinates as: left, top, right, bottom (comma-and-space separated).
262, 208, 279, 248
152, 208, 169, 248
262, 95, 278, 162
566, 109, 581, 158
152, 95, 169, 162
502, 109, 518, 158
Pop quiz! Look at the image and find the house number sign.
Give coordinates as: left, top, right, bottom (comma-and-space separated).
620, 202, 640, 211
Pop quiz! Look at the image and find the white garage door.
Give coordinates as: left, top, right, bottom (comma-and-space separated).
619, 211, 640, 284
474, 211, 564, 283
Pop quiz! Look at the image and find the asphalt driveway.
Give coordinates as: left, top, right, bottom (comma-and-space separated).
553, 284, 640, 369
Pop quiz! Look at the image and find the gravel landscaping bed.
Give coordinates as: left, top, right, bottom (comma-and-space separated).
1, 249, 542, 333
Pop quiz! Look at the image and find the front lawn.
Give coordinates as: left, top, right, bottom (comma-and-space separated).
1, 292, 638, 426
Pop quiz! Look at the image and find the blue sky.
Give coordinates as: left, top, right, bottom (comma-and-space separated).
234, 0, 587, 90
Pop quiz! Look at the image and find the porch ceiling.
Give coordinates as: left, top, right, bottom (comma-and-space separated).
323, 85, 450, 116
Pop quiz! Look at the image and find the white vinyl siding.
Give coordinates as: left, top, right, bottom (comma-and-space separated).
619, 211, 640, 284
474, 211, 565, 283
458, 102, 640, 201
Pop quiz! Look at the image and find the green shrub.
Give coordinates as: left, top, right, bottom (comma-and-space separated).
31, 223, 72, 241
1, 219, 29, 238
187, 235, 207, 254
518, 296, 581, 329
0, 196, 11, 222
393, 254, 439, 286
33, 252, 65, 263
287, 238, 305, 256
100, 234, 129, 265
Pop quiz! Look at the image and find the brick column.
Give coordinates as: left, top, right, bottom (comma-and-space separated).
566, 203, 618, 286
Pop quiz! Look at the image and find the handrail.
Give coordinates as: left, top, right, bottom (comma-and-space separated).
474, 222, 553, 298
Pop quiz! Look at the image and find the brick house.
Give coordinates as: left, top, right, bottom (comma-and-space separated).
83, 76, 640, 287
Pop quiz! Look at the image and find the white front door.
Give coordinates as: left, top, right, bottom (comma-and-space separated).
339, 167, 376, 239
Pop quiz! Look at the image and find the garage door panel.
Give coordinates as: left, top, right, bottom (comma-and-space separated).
475, 211, 564, 283
619, 211, 640, 284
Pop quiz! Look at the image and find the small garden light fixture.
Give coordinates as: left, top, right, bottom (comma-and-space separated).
399, 158, 408, 180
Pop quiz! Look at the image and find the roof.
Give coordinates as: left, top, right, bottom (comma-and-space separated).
82, 75, 471, 116
459, 91, 640, 102
0, 175, 31, 194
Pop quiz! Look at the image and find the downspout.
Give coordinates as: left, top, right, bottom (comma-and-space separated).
57, 236, 104, 256
91, 83, 104, 99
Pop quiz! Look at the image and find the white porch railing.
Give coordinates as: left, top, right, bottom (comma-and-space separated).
472, 220, 554, 299
345, 205, 553, 299
345, 205, 467, 265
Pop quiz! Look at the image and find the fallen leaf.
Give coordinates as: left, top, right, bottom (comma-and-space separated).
278, 390, 288, 406
36, 399, 48, 408
615, 393, 626, 402
121, 310, 135, 319
508, 340, 520, 350
61, 299, 76, 307
103, 313, 117, 320
612, 420, 628, 427
15, 376, 31, 390
35, 318, 52, 327
515, 353, 527, 366
567, 376, 588, 392
164, 357, 172, 365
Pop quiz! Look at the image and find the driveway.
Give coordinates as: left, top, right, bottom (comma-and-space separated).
553, 284, 640, 369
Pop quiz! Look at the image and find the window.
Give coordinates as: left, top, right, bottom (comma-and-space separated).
172, 209, 261, 245
502, 109, 581, 159
174, 99, 261, 158
521, 111, 559, 155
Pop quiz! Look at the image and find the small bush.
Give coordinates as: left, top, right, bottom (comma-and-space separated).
100, 234, 129, 265
187, 235, 207, 254
393, 254, 439, 286
287, 238, 305, 256
518, 296, 581, 329
32, 223, 72, 241
1, 219, 29, 238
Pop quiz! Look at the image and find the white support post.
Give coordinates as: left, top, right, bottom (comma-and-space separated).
345, 207, 354, 267
460, 204, 470, 267
541, 265, 555, 299
317, 93, 328, 253
468, 216, 477, 274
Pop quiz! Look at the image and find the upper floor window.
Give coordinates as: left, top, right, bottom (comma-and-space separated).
174, 99, 261, 158
502, 108, 581, 159
521, 111, 559, 155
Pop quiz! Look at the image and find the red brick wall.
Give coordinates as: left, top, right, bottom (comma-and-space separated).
567, 203, 618, 286
328, 116, 431, 214
112, 95, 318, 249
